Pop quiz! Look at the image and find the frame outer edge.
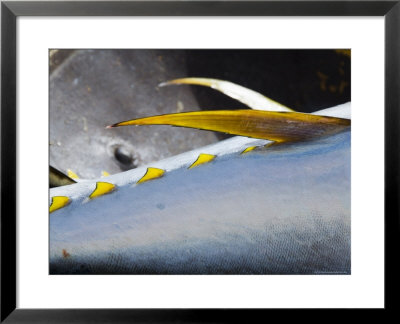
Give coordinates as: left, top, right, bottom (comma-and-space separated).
1, 2, 17, 322
0, 0, 398, 322
2, 1, 399, 16
384, 0, 400, 311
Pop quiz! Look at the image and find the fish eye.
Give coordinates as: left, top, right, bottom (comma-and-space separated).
113, 145, 137, 170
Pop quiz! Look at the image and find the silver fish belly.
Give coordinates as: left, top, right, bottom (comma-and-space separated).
50, 130, 350, 274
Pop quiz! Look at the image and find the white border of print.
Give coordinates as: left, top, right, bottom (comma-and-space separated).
17, 17, 384, 308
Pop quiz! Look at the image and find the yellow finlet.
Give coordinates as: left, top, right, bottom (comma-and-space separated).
189, 153, 216, 169
241, 146, 257, 154
89, 182, 116, 199
67, 169, 79, 179
137, 167, 165, 184
101, 171, 110, 177
49, 196, 70, 213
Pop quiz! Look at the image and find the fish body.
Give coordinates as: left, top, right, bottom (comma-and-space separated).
50, 77, 351, 275
50, 129, 350, 274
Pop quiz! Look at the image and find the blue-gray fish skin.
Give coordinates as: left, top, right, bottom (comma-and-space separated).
50, 130, 350, 274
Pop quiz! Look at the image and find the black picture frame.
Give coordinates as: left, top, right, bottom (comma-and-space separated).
1, 0, 398, 322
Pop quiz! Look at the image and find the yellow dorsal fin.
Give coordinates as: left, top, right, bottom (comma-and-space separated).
137, 167, 165, 184
49, 196, 70, 213
107, 110, 350, 143
189, 153, 216, 169
89, 182, 115, 199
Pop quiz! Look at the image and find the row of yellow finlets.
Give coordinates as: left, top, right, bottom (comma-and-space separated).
49, 149, 257, 214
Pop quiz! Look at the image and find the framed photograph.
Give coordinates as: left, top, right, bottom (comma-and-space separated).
1, 0, 398, 321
